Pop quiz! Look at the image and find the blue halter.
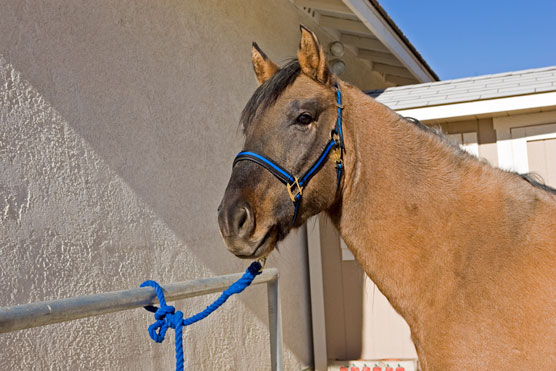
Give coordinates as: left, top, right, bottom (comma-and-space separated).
233, 82, 345, 225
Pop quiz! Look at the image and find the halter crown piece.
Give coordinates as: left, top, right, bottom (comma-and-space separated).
233, 82, 345, 225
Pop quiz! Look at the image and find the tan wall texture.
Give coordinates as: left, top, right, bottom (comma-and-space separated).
0, 0, 382, 369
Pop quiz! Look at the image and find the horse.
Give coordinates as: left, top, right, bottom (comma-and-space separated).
218, 25, 556, 370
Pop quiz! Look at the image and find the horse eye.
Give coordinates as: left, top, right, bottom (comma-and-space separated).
296, 113, 313, 125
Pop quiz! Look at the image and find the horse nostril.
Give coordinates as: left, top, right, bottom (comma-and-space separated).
237, 208, 248, 231
234, 205, 254, 238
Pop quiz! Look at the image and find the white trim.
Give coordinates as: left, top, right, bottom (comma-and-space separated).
499, 128, 556, 173
394, 92, 556, 121
508, 126, 556, 173
341, 0, 435, 83
306, 217, 328, 371
493, 110, 556, 173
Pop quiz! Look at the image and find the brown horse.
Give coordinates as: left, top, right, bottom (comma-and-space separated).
218, 26, 556, 370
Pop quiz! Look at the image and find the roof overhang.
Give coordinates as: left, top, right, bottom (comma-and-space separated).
293, 0, 438, 85
342, 0, 437, 83
396, 92, 556, 123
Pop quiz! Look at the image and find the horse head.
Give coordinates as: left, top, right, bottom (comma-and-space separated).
218, 26, 344, 259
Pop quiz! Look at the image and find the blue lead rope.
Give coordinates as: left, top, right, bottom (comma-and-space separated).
140, 261, 263, 371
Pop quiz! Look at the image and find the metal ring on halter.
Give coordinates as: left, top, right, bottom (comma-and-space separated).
257, 256, 268, 271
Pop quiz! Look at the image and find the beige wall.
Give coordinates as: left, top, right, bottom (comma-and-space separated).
527, 137, 556, 188
0, 0, 382, 369
318, 215, 365, 361
435, 110, 556, 172
437, 117, 499, 166
493, 110, 556, 185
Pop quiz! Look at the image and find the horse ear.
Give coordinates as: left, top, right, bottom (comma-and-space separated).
251, 42, 279, 86
297, 25, 330, 84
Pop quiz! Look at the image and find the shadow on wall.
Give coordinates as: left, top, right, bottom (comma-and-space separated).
0, 0, 315, 368
0, 49, 311, 371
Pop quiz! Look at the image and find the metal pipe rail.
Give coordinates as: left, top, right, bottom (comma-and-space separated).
0, 268, 283, 371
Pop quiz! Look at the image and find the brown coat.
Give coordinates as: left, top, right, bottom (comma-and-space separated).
335, 83, 556, 369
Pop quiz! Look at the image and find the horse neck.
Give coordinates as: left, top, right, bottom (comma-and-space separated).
329, 84, 503, 329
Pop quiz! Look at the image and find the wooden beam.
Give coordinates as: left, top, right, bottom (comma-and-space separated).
358, 49, 403, 67
340, 34, 388, 53
372, 62, 414, 79
319, 15, 371, 36
385, 74, 419, 86
294, 0, 353, 16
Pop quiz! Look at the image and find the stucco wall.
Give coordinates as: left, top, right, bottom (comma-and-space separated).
0, 0, 382, 369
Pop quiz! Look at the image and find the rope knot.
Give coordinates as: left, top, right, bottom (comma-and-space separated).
148, 320, 168, 343
154, 305, 175, 320
140, 261, 263, 371
167, 310, 184, 329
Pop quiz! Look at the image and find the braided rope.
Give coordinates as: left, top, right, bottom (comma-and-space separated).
140, 261, 263, 371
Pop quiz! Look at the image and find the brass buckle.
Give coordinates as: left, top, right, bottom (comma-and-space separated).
332, 146, 342, 163
286, 177, 303, 202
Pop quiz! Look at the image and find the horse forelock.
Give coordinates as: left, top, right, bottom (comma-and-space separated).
240, 59, 301, 133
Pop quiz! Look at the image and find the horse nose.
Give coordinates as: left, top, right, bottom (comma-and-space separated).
218, 200, 255, 239
232, 203, 255, 238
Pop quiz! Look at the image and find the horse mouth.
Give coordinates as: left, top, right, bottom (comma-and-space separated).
221, 221, 286, 260
250, 226, 278, 258
230, 225, 278, 259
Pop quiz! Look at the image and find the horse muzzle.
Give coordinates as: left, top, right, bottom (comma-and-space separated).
218, 197, 275, 258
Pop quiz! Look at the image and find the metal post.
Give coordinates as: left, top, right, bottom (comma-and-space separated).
267, 276, 283, 371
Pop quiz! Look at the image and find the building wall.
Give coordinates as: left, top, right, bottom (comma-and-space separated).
434, 109, 556, 178
317, 214, 365, 362
492, 110, 556, 186
437, 118, 499, 166
0, 0, 383, 369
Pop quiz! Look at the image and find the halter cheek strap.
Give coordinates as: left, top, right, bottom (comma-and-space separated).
233, 82, 345, 226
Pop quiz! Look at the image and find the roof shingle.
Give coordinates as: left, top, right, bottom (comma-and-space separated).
367, 66, 556, 110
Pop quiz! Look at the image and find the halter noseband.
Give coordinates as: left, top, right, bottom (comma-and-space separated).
233, 82, 345, 226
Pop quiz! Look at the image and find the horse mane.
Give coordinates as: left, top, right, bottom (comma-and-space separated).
403, 116, 447, 140
240, 59, 301, 133
400, 115, 474, 158
520, 173, 556, 195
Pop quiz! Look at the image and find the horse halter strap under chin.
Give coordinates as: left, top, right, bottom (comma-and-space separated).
233, 82, 345, 226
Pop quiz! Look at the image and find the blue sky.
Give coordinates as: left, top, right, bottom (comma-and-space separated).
379, 1, 556, 80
